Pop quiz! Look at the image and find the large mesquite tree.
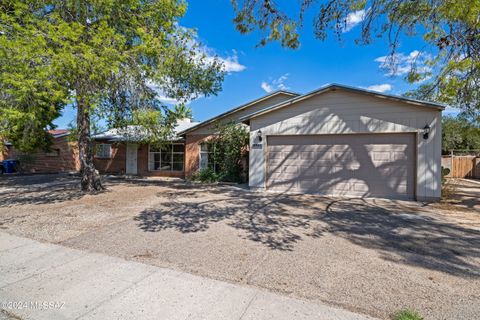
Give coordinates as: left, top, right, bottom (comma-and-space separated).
0, 0, 224, 191
232, 0, 480, 112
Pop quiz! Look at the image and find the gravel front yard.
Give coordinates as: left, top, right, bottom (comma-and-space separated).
1, 174, 479, 319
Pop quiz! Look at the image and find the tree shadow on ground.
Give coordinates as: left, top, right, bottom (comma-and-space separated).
135, 192, 318, 251
443, 181, 480, 210
135, 189, 480, 277
0, 174, 103, 207
316, 199, 480, 277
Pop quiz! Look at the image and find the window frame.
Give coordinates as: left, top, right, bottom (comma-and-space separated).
95, 144, 112, 159
148, 143, 184, 172
199, 142, 217, 172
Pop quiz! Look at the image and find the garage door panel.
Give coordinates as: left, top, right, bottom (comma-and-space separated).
297, 166, 335, 177
270, 179, 297, 191
352, 182, 369, 192
267, 134, 415, 199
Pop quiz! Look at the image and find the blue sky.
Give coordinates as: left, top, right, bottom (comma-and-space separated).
54, 1, 455, 128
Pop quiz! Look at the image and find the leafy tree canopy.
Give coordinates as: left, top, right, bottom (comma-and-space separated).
0, 0, 225, 190
232, 0, 480, 111
442, 114, 480, 153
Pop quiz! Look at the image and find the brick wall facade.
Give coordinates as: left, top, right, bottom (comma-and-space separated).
93, 142, 127, 174
136, 144, 184, 177
185, 134, 212, 177
6, 136, 80, 173
93, 142, 185, 177
4, 136, 206, 178
0, 146, 6, 161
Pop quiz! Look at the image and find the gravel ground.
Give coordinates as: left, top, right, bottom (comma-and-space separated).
0, 174, 479, 320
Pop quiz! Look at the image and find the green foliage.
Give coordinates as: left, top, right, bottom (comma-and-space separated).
231, 0, 480, 111
190, 122, 249, 183
190, 168, 221, 183
14, 153, 35, 173
0, 0, 224, 144
441, 167, 451, 184
0, 1, 69, 152
442, 115, 480, 153
209, 122, 250, 183
393, 309, 423, 320
1, 0, 225, 189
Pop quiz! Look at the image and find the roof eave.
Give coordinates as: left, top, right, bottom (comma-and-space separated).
177, 90, 300, 136
240, 84, 447, 122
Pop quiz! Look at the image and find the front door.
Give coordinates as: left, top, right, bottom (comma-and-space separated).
126, 143, 138, 175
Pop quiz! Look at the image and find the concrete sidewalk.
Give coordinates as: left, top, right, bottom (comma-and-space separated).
0, 232, 375, 320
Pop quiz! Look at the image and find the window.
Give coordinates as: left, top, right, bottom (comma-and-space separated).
149, 143, 184, 172
46, 148, 60, 157
95, 144, 111, 158
199, 143, 217, 171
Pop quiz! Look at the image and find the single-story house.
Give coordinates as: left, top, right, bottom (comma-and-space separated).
92, 83, 444, 201
92, 89, 298, 177
92, 120, 200, 177
2, 130, 80, 173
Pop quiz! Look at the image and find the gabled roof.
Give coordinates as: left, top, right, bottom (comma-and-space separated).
92, 119, 199, 142
240, 83, 447, 123
48, 129, 70, 138
177, 90, 300, 135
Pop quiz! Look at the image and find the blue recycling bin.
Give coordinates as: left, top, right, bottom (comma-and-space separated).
2, 159, 18, 174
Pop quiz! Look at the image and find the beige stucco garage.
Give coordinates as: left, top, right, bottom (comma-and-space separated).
242, 84, 444, 201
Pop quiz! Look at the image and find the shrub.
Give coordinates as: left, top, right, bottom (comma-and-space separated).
441, 166, 451, 184
190, 168, 221, 183
393, 309, 423, 320
441, 166, 455, 200
200, 122, 249, 183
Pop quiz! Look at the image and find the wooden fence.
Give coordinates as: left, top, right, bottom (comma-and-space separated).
442, 156, 480, 178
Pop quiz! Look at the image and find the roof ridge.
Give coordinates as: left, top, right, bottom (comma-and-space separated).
177, 90, 301, 135
240, 83, 447, 122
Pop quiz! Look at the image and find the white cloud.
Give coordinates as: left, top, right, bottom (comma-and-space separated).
180, 25, 246, 74
202, 48, 246, 73
261, 73, 290, 93
145, 47, 246, 105
375, 50, 432, 78
216, 54, 246, 73
261, 82, 273, 93
365, 84, 393, 93
343, 10, 366, 32
156, 95, 182, 105
145, 80, 189, 105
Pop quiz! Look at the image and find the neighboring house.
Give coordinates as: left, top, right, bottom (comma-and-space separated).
4, 130, 80, 173
0, 143, 9, 162
94, 83, 444, 201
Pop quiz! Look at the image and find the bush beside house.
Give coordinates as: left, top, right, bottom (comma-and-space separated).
190, 122, 249, 183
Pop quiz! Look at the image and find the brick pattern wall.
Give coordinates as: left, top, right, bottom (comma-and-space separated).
185, 134, 212, 177
7, 136, 80, 173
94, 142, 185, 177
137, 143, 184, 177
0, 147, 6, 161
93, 142, 126, 174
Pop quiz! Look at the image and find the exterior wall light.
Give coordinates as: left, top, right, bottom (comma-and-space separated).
257, 130, 263, 142
423, 124, 431, 140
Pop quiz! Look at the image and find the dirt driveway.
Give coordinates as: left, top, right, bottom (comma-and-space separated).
0, 174, 479, 320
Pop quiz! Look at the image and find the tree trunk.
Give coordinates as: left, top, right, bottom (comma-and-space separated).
77, 95, 104, 192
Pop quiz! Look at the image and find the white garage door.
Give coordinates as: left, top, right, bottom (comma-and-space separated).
267, 134, 415, 199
